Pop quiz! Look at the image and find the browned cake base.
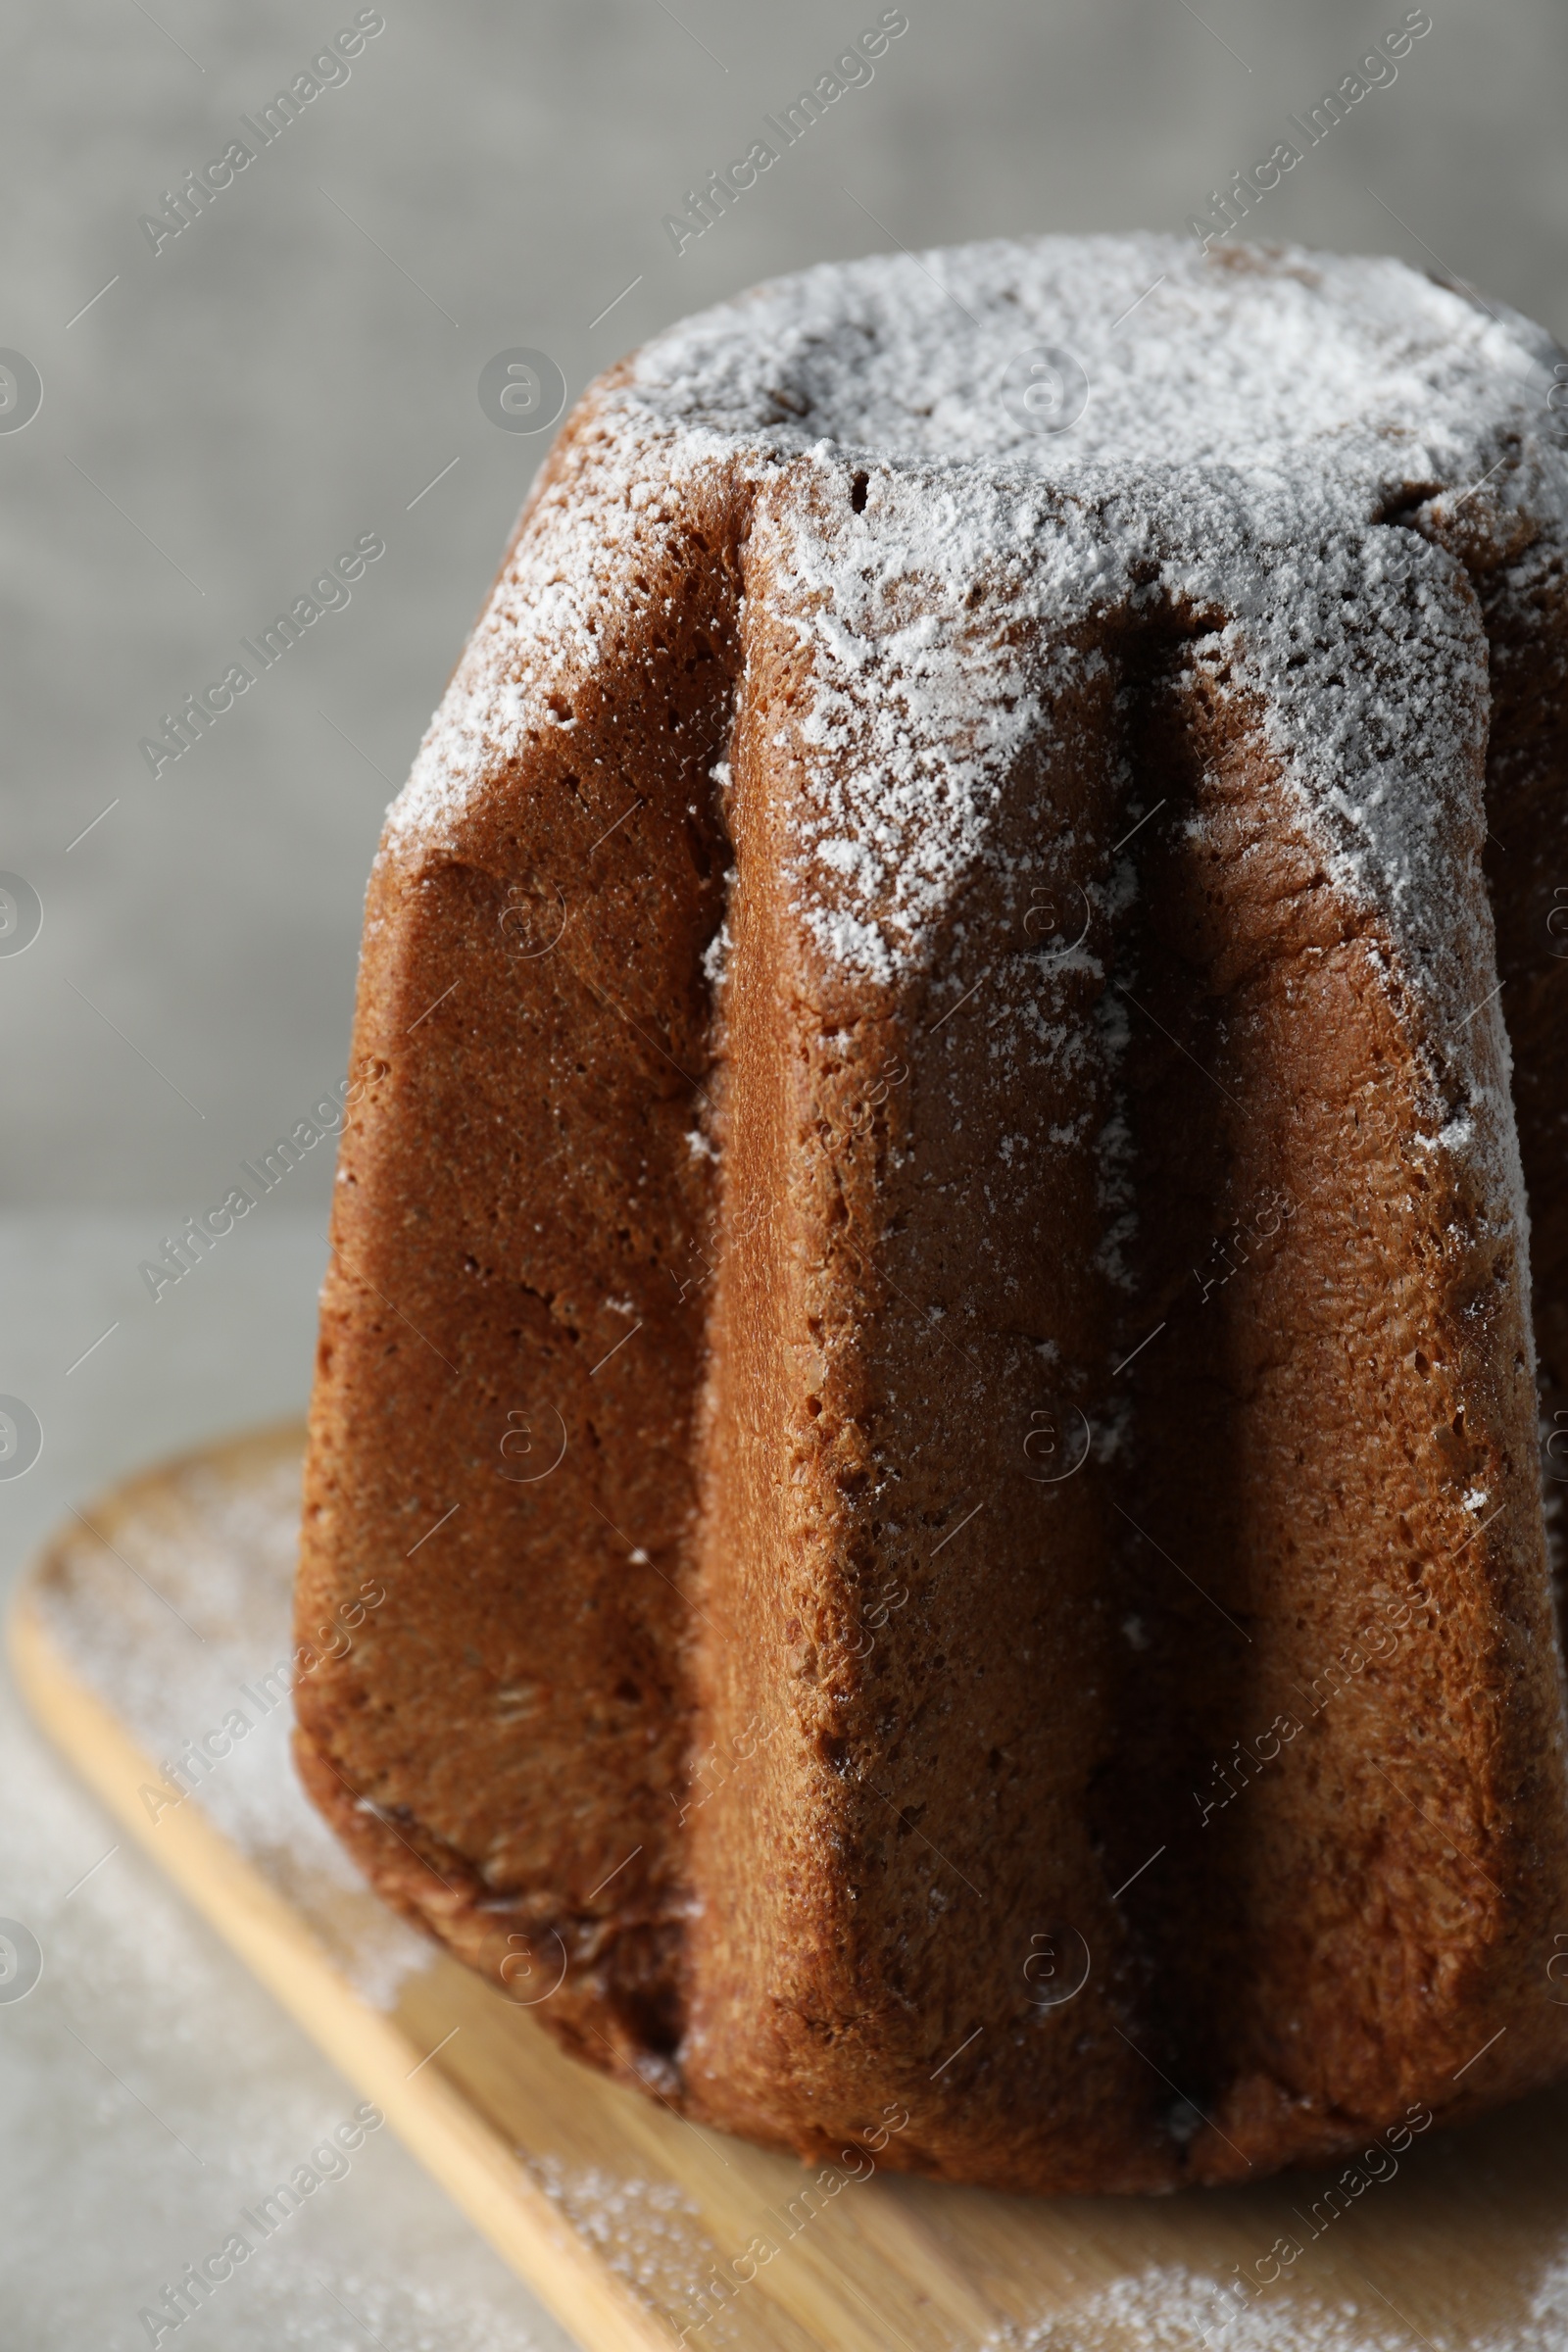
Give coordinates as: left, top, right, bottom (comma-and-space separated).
295, 233, 1568, 2193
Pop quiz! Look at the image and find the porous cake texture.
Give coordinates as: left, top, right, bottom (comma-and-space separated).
295, 232, 1568, 2193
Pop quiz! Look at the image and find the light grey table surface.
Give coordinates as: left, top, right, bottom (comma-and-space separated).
2, 2, 1566, 2344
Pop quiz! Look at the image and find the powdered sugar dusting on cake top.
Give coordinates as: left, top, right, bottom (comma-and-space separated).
623, 233, 1559, 482
387, 230, 1567, 1065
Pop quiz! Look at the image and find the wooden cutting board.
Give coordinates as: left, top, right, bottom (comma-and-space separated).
11, 1421, 1568, 2352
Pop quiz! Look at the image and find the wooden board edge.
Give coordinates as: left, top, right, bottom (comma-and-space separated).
7, 1567, 677, 2352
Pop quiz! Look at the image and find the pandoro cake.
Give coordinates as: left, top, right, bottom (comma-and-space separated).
294, 231, 1568, 2193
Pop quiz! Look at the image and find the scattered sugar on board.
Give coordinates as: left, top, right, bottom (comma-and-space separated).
529, 2158, 713, 2312
980, 2237, 1568, 2350
35, 1446, 431, 2009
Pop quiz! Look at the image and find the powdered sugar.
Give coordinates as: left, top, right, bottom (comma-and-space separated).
32, 1439, 432, 2010
623, 234, 1560, 480
980, 2241, 1568, 2352
389, 232, 1564, 1015
380, 229, 1568, 1286
528, 2159, 710, 2308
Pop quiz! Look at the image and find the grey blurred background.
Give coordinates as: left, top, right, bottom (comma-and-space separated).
6, 0, 1568, 1216
1, 2, 1566, 2345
